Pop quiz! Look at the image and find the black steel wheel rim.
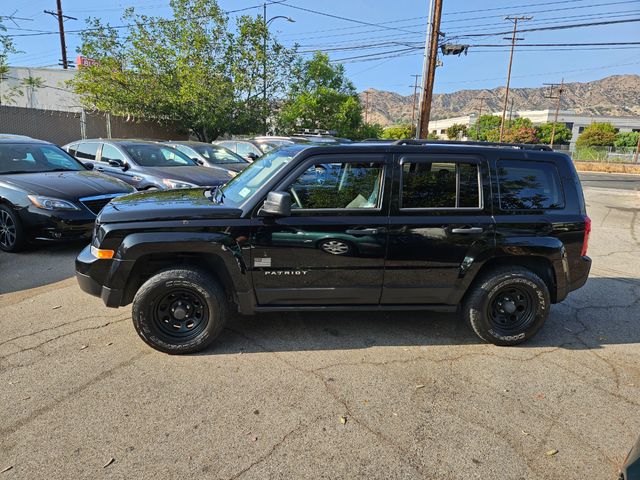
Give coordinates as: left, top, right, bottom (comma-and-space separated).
153, 288, 209, 340
487, 285, 536, 335
0, 210, 16, 249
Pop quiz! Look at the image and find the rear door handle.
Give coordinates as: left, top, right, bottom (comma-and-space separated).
451, 227, 484, 234
346, 228, 381, 235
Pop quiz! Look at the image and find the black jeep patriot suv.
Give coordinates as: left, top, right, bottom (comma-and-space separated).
75, 140, 591, 354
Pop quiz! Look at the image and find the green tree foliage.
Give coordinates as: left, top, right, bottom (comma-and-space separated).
446, 123, 468, 140
383, 124, 414, 139
614, 131, 640, 148
535, 122, 572, 144
576, 122, 618, 147
467, 115, 502, 141
0, 21, 23, 105
354, 122, 384, 140
69, 0, 296, 140
277, 52, 364, 138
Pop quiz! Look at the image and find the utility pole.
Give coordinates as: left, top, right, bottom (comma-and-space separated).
410, 74, 420, 136
544, 78, 564, 148
508, 98, 515, 123
44, 0, 77, 69
475, 94, 486, 139
633, 133, 640, 164
499, 16, 531, 142
364, 90, 371, 123
418, 0, 443, 139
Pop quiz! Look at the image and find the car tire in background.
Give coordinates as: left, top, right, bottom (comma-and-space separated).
463, 266, 550, 346
318, 238, 353, 256
0, 204, 26, 253
132, 268, 228, 354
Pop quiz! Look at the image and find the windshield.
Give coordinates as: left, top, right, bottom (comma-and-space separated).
123, 144, 197, 167
220, 146, 307, 205
194, 145, 248, 165
0, 143, 85, 174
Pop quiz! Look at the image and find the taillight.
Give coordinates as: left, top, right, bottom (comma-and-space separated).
581, 215, 591, 257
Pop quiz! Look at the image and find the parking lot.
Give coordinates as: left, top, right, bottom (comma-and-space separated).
0, 172, 638, 479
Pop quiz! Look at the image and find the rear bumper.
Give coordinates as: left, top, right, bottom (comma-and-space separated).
75, 244, 124, 307
570, 256, 592, 292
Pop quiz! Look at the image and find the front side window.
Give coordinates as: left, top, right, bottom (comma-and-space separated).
194, 145, 248, 165
401, 160, 480, 209
101, 144, 126, 163
122, 144, 196, 167
287, 161, 384, 210
498, 160, 564, 210
236, 142, 261, 158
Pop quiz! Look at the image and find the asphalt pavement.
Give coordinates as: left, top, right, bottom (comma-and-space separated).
0, 177, 639, 479
578, 171, 640, 191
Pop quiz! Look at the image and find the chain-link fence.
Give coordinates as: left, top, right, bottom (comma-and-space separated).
0, 105, 188, 145
570, 146, 639, 164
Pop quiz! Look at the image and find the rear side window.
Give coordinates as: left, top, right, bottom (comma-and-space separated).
497, 160, 564, 210
75, 142, 99, 161
401, 160, 481, 209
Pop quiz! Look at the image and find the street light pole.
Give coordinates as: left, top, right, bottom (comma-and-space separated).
262, 3, 294, 135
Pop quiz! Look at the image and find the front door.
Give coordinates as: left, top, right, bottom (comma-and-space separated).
382, 153, 495, 305
251, 154, 391, 305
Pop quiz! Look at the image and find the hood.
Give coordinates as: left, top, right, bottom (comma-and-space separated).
143, 165, 232, 186
97, 188, 242, 223
1, 170, 134, 199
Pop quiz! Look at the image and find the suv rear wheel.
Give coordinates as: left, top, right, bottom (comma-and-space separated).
463, 267, 550, 346
132, 268, 227, 354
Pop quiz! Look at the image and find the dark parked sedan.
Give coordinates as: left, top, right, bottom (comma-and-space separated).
162, 141, 249, 173
63, 139, 233, 190
0, 136, 134, 252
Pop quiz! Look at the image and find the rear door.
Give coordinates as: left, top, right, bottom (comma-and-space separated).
382, 153, 495, 305
250, 153, 391, 305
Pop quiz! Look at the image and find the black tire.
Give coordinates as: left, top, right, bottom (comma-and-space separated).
318, 238, 353, 256
132, 268, 227, 354
0, 204, 26, 253
463, 266, 550, 346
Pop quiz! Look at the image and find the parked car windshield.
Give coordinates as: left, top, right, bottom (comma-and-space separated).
122, 144, 197, 167
0, 143, 85, 174
193, 145, 248, 165
220, 145, 309, 205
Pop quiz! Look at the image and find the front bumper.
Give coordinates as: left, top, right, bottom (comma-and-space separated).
75, 244, 124, 307
21, 206, 96, 242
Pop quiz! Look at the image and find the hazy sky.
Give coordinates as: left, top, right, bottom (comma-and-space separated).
5, 0, 640, 95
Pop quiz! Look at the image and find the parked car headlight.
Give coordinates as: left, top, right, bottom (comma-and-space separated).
161, 178, 198, 189
28, 195, 80, 211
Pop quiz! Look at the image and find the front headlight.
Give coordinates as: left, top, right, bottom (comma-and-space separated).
28, 195, 80, 211
161, 178, 198, 189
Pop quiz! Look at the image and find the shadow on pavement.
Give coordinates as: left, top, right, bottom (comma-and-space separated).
0, 241, 85, 294
199, 276, 640, 355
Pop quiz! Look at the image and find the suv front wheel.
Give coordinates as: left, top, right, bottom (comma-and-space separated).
132, 268, 228, 354
464, 267, 550, 346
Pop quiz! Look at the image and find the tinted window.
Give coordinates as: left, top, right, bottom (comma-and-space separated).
401, 160, 480, 209
0, 144, 84, 174
122, 144, 196, 167
287, 161, 383, 210
498, 160, 564, 210
67, 143, 79, 156
101, 144, 126, 163
75, 142, 99, 161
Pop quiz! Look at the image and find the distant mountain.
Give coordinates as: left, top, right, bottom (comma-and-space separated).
359, 75, 640, 126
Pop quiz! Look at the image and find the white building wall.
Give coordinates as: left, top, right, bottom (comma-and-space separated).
0, 67, 81, 112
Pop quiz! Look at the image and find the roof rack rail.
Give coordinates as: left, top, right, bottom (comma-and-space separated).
393, 139, 553, 151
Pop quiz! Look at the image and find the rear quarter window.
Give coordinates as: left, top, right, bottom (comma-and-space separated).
497, 160, 564, 210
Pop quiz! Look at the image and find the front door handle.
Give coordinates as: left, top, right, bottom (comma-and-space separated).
96, 167, 105, 172
451, 227, 484, 234
346, 228, 381, 235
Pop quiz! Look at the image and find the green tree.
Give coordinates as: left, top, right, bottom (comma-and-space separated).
69, 0, 295, 140
614, 131, 640, 148
576, 122, 618, 147
536, 122, 572, 145
446, 123, 468, 140
0, 21, 23, 105
467, 115, 502, 141
383, 124, 414, 139
354, 122, 384, 140
277, 52, 363, 138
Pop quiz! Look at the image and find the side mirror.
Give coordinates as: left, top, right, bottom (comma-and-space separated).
193, 158, 204, 166
84, 162, 94, 170
108, 159, 123, 167
258, 191, 291, 217
246, 152, 259, 161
